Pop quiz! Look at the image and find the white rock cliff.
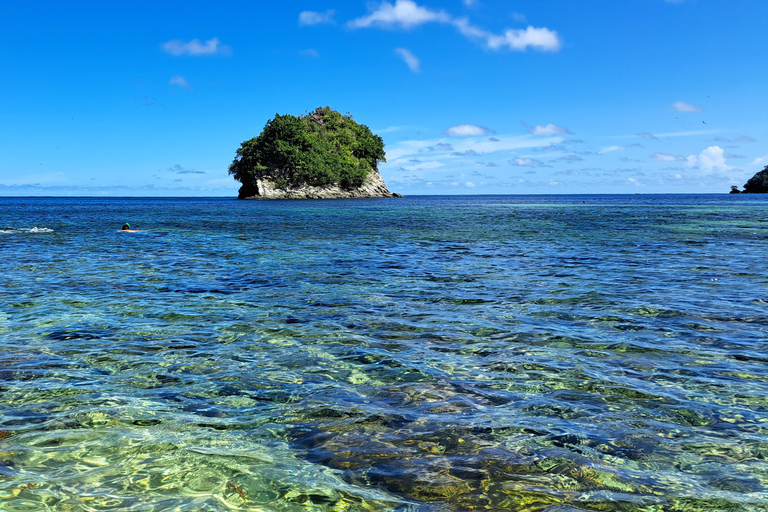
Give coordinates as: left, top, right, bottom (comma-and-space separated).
239, 168, 401, 200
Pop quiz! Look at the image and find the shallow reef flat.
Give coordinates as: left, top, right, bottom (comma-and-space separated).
1, 194, 767, 511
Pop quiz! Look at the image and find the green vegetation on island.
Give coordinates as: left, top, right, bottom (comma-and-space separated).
229, 107, 386, 195
730, 164, 768, 193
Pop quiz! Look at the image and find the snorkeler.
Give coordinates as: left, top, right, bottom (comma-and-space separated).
120, 223, 137, 232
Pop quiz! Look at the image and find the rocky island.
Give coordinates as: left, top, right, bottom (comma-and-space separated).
730, 164, 768, 194
229, 107, 400, 199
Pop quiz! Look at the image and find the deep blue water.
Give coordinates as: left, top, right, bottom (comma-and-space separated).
1, 194, 767, 511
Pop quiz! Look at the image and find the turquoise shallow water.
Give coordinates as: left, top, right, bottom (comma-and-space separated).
1, 194, 767, 511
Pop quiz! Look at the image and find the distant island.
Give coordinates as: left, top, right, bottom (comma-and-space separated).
730, 164, 768, 194
228, 106, 400, 199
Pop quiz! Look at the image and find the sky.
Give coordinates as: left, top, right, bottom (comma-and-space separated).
1, 0, 766, 196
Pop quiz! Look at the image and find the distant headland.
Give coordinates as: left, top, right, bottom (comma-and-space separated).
730, 164, 768, 194
228, 106, 401, 200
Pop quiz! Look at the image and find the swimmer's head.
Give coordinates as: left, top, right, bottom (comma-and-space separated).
122, 223, 131, 231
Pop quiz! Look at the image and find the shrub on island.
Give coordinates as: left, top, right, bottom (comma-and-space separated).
229, 107, 394, 199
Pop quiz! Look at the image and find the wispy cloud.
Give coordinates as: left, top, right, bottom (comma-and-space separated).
599, 145, 623, 154
423, 143, 454, 152
395, 48, 421, 72
403, 160, 445, 171
453, 18, 561, 51
444, 124, 490, 136
614, 129, 723, 139
161, 37, 231, 56
384, 134, 563, 162
372, 125, 422, 134
735, 135, 756, 143
169, 164, 205, 175
134, 95, 158, 108
553, 154, 584, 163
300, 49, 320, 58
510, 157, 548, 167
655, 129, 721, 137
653, 153, 685, 162
299, 10, 335, 26
348, 0, 562, 52
529, 123, 571, 136
535, 144, 566, 153
348, 0, 450, 29
673, 101, 703, 112
169, 75, 190, 88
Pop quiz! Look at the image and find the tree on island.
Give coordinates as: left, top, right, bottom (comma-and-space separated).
742, 164, 768, 193
228, 107, 386, 196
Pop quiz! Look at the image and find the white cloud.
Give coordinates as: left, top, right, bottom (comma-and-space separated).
653, 153, 685, 162
510, 157, 545, 167
384, 134, 563, 163
348, 0, 450, 29
511, 12, 527, 23
445, 124, 489, 136
372, 125, 419, 134
169, 75, 190, 87
459, 136, 562, 155
613, 129, 723, 139
349, 1, 561, 52
654, 129, 721, 138
161, 37, 231, 56
493, 26, 561, 51
465, 181, 476, 187
599, 146, 623, 154
453, 18, 561, 51
395, 48, 421, 72
300, 49, 320, 57
673, 101, 703, 112
299, 10, 335, 26
404, 161, 445, 171
169, 164, 204, 174
529, 123, 571, 136
687, 146, 730, 173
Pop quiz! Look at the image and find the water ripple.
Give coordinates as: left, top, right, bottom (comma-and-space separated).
1, 195, 767, 511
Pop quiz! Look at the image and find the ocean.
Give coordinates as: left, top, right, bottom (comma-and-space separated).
1, 194, 767, 511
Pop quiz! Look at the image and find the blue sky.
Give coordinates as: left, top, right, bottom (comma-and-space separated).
1, 0, 766, 196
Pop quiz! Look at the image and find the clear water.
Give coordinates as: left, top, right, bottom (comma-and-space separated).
1, 195, 767, 512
